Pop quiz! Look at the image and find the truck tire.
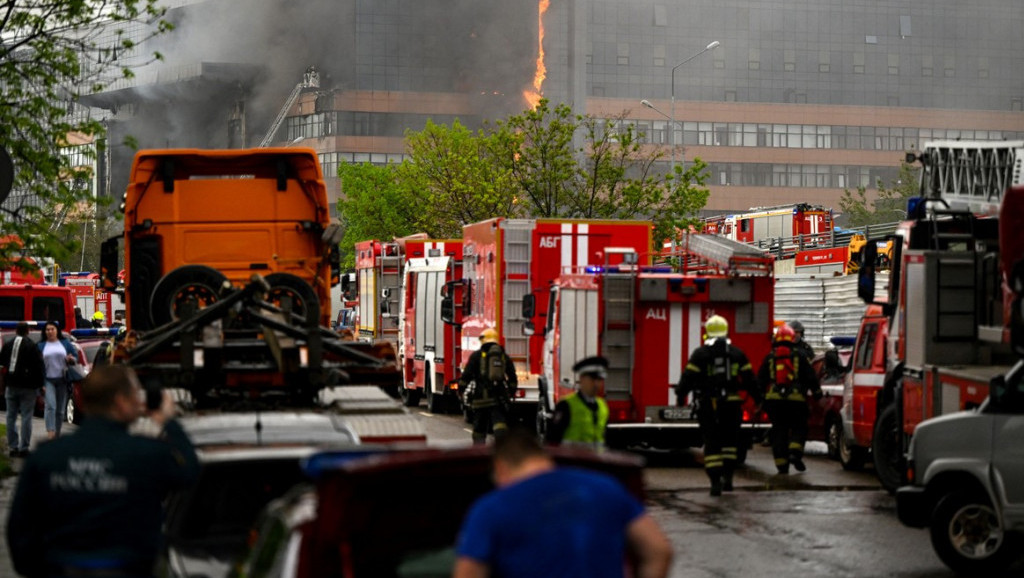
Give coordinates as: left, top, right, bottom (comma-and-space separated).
872, 403, 904, 493
264, 273, 320, 326
826, 417, 842, 460
400, 382, 421, 407
426, 370, 445, 414
930, 491, 1017, 575
838, 430, 868, 471
150, 265, 229, 327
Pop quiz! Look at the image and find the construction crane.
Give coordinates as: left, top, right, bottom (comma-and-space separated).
258, 66, 320, 148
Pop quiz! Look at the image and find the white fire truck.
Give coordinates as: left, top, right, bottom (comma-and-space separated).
531, 234, 775, 457
704, 203, 833, 258
444, 218, 653, 419
843, 140, 1024, 492
398, 238, 464, 412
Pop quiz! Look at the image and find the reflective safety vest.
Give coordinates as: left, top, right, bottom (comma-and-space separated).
562, 393, 609, 447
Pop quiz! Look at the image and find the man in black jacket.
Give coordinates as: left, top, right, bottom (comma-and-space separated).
0, 322, 44, 458
7, 364, 199, 577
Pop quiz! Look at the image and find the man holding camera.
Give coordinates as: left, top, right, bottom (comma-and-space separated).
7, 365, 199, 578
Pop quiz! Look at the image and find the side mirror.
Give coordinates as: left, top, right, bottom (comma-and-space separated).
523, 320, 535, 336
328, 246, 341, 287
440, 296, 454, 325
522, 294, 535, 319
100, 235, 122, 290
857, 242, 878, 303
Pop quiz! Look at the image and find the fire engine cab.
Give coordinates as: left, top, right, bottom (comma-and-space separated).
846, 140, 1024, 492
531, 234, 775, 457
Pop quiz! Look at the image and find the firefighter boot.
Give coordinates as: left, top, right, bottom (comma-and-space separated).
791, 454, 807, 472
722, 469, 734, 492
709, 477, 723, 497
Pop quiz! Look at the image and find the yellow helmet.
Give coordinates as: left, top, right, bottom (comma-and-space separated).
92, 311, 105, 321
705, 315, 728, 338
481, 328, 499, 344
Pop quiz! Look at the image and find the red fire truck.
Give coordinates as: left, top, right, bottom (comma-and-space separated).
704, 203, 833, 257
447, 219, 653, 419
842, 140, 1024, 492
354, 239, 404, 345
399, 238, 464, 412
532, 234, 775, 456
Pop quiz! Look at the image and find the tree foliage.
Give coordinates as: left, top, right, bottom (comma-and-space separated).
337, 99, 711, 249
839, 162, 921, 227
0, 0, 170, 270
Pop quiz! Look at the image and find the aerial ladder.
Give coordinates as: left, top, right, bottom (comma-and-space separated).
258, 66, 320, 148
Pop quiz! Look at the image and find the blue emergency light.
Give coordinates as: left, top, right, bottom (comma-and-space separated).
70, 328, 119, 338
830, 336, 857, 347
301, 448, 394, 480
0, 320, 60, 329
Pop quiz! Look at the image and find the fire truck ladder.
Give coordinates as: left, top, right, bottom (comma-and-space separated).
258, 66, 321, 148
377, 244, 404, 341
601, 272, 635, 402
671, 233, 774, 277
502, 220, 533, 368
917, 140, 1024, 215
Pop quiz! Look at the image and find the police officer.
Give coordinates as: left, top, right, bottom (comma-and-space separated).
758, 323, 821, 474
677, 315, 760, 496
545, 355, 610, 449
789, 320, 815, 361
6, 364, 199, 577
460, 328, 518, 444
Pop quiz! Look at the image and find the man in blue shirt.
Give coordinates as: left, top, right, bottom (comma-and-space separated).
453, 428, 673, 578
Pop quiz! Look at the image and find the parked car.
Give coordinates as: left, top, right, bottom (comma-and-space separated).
160, 411, 362, 578
233, 444, 646, 578
806, 337, 854, 460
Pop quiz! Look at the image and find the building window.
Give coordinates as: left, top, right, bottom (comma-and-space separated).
714, 47, 725, 70
944, 55, 955, 77
654, 5, 667, 26
748, 48, 760, 70
784, 49, 795, 72
617, 43, 629, 66
725, 90, 737, 102
1012, 99, 1023, 112
888, 54, 899, 75
819, 50, 830, 73
653, 45, 665, 68
854, 52, 865, 74
979, 57, 989, 79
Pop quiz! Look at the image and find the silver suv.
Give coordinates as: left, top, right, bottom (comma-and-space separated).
896, 359, 1024, 574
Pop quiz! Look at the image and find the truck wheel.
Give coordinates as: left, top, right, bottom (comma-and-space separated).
65, 395, 76, 425
826, 417, 842, 460
930, 491, 1016, 575
872, 403, 904, 493
150, 265, 229, 327
264, 273, 320, 325
426, 371, 444, 414
400, 383, 421, 407
838, 427, 868, 471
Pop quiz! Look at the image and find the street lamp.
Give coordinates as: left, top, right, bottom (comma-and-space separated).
645, 40, 720, 173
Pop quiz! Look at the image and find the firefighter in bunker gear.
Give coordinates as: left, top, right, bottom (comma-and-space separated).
757, 323, 821, 474
788, 320, 815, 362
676, 315, 761, 496
460, 328, 518, 444
545, 356, 610, 448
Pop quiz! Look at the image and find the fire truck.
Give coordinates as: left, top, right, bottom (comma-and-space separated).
444, 218, 653, 419
99, 148, 401, 402
398, 238, 464, 412
531, 234, 775, 456
704, 203, 833, 257
842, 140, 1024, 492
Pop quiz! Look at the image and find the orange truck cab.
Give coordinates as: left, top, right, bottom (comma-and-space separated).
101, 148, 340, 333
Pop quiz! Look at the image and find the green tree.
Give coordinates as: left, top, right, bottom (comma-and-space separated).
491, 99, 710, 243
336, 162, 425, 269
0, 0, 170, 270
399, 119, 522, 235
839, 162, 921, 227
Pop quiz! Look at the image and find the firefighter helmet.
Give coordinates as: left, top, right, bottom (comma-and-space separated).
775, 323, 796, 343
705, 315, 729, 338
789, 320, 805, 335
481, 328, 499, 344
92, 311, 105, 321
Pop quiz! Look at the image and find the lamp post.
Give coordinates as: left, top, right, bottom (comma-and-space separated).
645, 40, 720, 174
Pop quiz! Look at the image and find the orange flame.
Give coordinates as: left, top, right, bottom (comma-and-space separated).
522, 0, 550, 109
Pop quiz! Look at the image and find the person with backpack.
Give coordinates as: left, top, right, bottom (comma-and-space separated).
460, 328, 518, 444
545, 355, 610, 449
758, 323, 821, 474
0, 322, 45, 457
676, 316, 760, 496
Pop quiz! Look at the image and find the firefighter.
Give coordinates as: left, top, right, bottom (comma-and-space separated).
91, 310, 105, 328
758, 323, 821, 474
676, 315, 760, 496
789, 320, 815, 361
460, 328, 518, 445
544, 355, 610, 449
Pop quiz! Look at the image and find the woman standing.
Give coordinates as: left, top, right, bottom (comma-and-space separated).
38, 321, 77, 439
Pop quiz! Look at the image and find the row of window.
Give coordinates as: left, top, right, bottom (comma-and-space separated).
286, 112, 464, 141
609, 121, 1020, 152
